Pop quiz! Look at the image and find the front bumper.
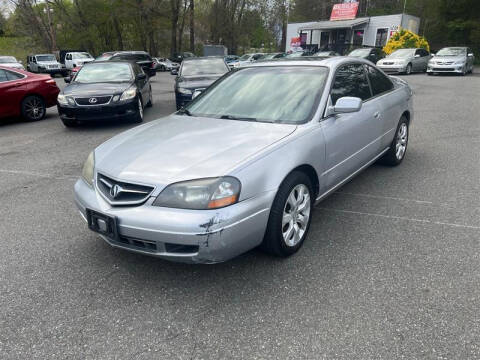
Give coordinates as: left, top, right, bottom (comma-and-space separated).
427, 64, 465, 73
38, 67, 66, 75
377, 64, 407, 74
74, 178, 274, 264
57, 98, 137, 121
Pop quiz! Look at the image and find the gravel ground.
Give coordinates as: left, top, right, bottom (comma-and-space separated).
0, 70, 479, 359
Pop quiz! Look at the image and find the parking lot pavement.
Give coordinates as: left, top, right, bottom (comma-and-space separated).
1, 71, 479, 359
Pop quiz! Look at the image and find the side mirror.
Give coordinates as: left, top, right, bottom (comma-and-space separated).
468, 53, 474, 57
333, 97, 362, 114
414, 54, 421, 58
19, 60, 23, 64
136, 73, 147, 80
64, 77, 71, 83
192, 90, 203, 99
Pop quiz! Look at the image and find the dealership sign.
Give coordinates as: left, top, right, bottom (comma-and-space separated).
330, 2, 359, 21
290, 37, 301, 47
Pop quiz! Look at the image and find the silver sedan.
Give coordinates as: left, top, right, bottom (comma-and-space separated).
74, 58, 414, 263
377, 48, 431, 74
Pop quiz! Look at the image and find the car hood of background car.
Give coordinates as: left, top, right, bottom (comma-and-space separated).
62, 82, 132, 97
177, 74, 224, 90
94, 115, 297, 186
0, 63, 23, 68
431, 55, 465, 62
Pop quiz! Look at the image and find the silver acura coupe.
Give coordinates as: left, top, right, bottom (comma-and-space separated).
75, 57, 413, 263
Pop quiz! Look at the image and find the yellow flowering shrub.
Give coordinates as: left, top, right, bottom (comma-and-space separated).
383, 28, 430, 55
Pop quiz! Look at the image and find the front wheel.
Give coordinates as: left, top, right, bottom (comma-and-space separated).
261, 171, 313, 257
379, 116, 409, 166
21, 95, 46, 121
132, 97, 144, 123
405, 63, 412, 75
146, 88, 153, 107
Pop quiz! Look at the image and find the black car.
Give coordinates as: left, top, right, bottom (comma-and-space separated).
348, 48, 385, 63
174, 57, 230, 110
170, 52, 195, 64
57, 61, 152, 127
101, 51, 156, 77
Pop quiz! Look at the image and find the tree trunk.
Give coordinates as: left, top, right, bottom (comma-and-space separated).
189, 0, 195, 52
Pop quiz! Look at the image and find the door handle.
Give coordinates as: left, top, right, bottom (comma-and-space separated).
374, 112, 381, 119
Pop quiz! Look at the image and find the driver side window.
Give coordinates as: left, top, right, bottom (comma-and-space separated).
330, 64, 371, 105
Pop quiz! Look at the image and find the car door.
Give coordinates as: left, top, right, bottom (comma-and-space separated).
320, 63, 381, 189
412, 49, 424, 71
0, 69, 26, 118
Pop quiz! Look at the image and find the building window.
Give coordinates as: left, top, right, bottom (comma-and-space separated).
375, 28, 389, 47
353, 30, 364, 45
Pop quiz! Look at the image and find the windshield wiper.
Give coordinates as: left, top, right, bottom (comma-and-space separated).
220, 114, 258, 122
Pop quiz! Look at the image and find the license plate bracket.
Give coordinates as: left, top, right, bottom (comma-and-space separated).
86, 209, 119, 240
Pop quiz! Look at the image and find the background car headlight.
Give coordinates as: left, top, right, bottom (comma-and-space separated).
177, 87, 192, 95
81, 151, 95, 186
57, 94, 68, 105
455, 61, 466, 65
153, 177, 241, 210
120, 87, 137, 101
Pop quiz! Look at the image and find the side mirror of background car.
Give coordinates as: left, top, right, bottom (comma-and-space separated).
64, 77, 71, 84
468, 53, 474, 57
415, 54, 421, 58
192, 90, 203, 99
136, 73, 147, 80
333, 97, 362, 114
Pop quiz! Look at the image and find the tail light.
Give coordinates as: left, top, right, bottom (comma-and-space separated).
151, 62, 155, 69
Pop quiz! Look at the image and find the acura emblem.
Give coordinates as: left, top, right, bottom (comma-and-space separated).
89, 97, 98, 104
110, 184, 122, 198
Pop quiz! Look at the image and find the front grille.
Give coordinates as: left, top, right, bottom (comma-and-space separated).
436, 61, 453, 65
75, 96, 112, 106
96, 173, 154, 206
433, 68, 454, 71
48, 65, 58, 69
116, 236, 158, 252
382, 62, 394, 65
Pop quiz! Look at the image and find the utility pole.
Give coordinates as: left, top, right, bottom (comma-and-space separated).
403, 0, 407, 14
44, 0, 57, 52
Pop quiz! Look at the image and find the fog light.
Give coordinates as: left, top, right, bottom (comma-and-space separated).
113, 95, 120, 101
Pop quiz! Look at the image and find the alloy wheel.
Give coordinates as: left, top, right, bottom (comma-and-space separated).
395, 122, 408, 160
138, 98, 143, 119
24, 97, 45, 120
282, 184, 311, 247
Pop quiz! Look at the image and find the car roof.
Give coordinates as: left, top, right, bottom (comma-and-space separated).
245, 56, 372, 69
84, 60, 135, 66
182, 56, 225, 61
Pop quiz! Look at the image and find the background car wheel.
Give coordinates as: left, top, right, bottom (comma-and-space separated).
21, 95, 46, 121
160, 65, 165, 71
379, 116, 409, 166
133, 97, 144, 123
146, 88, 153, 107
62, 118, 78, 127
405, 64, 412, 75
261, 171, 313, 257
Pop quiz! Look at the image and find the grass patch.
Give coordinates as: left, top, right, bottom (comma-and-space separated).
0, 36, 44, 62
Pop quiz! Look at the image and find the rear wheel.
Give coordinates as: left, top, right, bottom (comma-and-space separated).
405, 63, 412, 75
21, 95, 46, 121
262, 171, 313, 257
379, 116, 409, 166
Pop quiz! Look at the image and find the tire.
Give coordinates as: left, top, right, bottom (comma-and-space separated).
21, 95, 46, 121
146, 87, 153, 107
261, 171, 314, 257
427, 72, 433, 76
160, 65, 165, 72
132, 97, 144, 123
62, 118, 78, 127
461, 66, 466, 76
405, 63, 412, 75
379, 116, 409, 166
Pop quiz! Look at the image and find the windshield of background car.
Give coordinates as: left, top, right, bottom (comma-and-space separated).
315, 52, 332, 56
0, 56, 17, 63
349, 49, 370, 57
74, 53, 93, 59
436, 48, 466, 56
74, 63, 132, 83
36, 55, 56, 62
286, 52, 304, 58
181, 59, 229, 76
388, 49, 415, 58
238, 54, 251, 61
186, 66, 329, 124
96, 54, 113, 61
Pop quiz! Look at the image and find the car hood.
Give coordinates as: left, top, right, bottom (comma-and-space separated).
94, 115, 297, 187
431, 55, 465, 62
176, 75, 224, 90
0, 63, 23, 68
63, 82, 132, 96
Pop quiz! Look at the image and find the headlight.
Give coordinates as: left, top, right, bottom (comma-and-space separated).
177, 87, 192, 95
396, 60, 406, 65
81, 151, 95, 186
455, 60, 465, 65
153, 177, 241, 210
120, 87, 137, 101
57, 94, 67, 105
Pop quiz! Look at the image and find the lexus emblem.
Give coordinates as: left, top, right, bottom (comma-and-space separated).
110, 184, 122, 199
89, 97, 98, 104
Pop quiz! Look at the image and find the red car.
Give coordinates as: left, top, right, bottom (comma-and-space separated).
0, 65, 60, 121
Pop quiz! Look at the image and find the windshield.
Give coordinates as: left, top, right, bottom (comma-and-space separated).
73, 52, 93, 59
239, 54, 251, 61
349, 49, 370, 57
74, 63, 132, 83
436, 47, 466, 56
186, 66, 329, 124
0, 56, 17, 63
388, 49, 415, 58
181, 58, 228, 76
36, 55, 56, 62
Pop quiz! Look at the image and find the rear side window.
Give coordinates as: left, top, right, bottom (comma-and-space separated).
0, 69, 8, 82
367, 65, 393, 96
331, 63, 371, 104
5, 70, 24, 81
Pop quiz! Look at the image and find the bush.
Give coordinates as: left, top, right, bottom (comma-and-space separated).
383, 28, 430, 55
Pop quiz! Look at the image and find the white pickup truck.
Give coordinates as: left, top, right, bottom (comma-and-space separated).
64, 52, 94, 70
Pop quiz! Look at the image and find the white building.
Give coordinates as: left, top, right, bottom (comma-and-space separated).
286, 14, 420, 54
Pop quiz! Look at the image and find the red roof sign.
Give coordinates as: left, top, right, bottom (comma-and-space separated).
330, 2, 359, 21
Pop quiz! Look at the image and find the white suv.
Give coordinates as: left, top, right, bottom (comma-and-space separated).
64, 52, 94, 70
27, 54, 65, 76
